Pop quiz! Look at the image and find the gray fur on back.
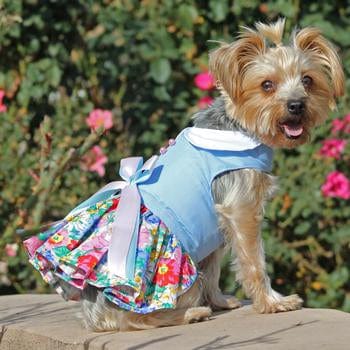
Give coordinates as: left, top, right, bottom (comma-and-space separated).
192, 97, 242, 132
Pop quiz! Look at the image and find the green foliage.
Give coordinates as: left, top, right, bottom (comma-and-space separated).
0, 0, 349, 311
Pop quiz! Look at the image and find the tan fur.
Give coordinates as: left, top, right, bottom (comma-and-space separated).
80, 19, 344, 332
256, 17, 285, 46
214, 169, 302, 313
199, 248, 241, 310
293, 27, 345, 102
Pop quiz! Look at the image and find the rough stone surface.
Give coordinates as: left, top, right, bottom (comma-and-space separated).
0, 294, 349, 350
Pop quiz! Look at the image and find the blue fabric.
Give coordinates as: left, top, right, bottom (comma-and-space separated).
138, 130, 273, 263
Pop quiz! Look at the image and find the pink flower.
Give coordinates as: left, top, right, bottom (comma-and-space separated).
194, 72, 214, 90
81, 146, 108, 177
332, 119, 345, 134
5, 243, 18, 257
0, 90, 7, 113
138, 227, 152, 249
319, 139, 347, 159
332, 114, 350, 134
86, 109, 113, 131
198, 96, 214, 109
321, 171, 350, 200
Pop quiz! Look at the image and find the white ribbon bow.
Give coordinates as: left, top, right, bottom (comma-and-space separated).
67, 155, 159, 279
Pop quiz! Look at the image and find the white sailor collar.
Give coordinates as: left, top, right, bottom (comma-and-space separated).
182, 127, 262, 151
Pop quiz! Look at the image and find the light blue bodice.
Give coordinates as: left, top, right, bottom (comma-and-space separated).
138, 129, 273, 263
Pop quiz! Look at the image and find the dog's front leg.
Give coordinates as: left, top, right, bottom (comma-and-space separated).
199, 248, 241, 310
231, 202, 303, 313
214, 169, 303, 313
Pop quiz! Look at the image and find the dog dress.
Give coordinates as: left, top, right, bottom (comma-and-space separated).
24, 127, 273, 314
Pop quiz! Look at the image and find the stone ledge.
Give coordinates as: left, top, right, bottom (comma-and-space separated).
0, 294, 349, 350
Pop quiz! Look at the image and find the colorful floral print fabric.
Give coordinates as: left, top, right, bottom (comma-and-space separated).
24, 197, 198, 314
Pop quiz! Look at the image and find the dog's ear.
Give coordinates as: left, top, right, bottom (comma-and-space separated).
209, 30, 265, 101
293, 28, 345, 99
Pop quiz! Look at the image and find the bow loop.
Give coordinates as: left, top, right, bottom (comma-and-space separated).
119, 157, 144, 183
119, 155, 159, 185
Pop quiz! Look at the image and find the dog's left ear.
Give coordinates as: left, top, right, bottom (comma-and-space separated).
293, 28, 345, 101
209, 30, 265, 101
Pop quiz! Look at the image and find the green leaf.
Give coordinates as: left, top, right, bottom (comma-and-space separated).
47, 65, 62, 87
268, 0, 296, 17
209, 0, 229, 23
150, 58, 171, 84
294, 222, 311, 235
176, 4, 198, 30
154, 86, 171, 101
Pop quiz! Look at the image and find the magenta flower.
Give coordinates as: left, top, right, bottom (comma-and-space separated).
0, 90, 7, 113
344, 114, 350, 133
86, 109, 113, 131
332, 114, 350, 134
321, 171, 350, 200
332, 119, 345, 134
198, 96, 214, 109
194, 72, 214, 90
319, 139, 347, 159
81, 146, 108, 177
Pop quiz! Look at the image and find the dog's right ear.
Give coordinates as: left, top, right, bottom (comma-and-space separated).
209, 30, 265, 101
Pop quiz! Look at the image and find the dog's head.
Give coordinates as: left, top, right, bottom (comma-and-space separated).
209, 18, 345, 148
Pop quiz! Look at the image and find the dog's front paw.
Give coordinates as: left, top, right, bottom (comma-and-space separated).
210, 294, 242, 311
254, 293, 303, 313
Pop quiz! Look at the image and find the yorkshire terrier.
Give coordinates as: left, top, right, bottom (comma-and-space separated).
78, 19, 344, 331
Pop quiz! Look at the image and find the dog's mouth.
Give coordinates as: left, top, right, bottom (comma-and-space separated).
279, 119, 304, 139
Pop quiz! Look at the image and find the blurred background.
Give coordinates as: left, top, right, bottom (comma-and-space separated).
0, 0, 349, 311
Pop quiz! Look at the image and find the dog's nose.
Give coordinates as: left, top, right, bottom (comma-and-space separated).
287, 100, 305, 115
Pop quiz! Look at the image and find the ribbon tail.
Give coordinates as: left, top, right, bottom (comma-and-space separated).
107, 184, 140, 279
125, 213, 140, 280
67, 181, 127, 217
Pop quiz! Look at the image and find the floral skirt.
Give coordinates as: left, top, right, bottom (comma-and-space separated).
24, 197, 198, 314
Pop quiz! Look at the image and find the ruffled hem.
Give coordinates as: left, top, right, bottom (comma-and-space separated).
24, 197, 197, 314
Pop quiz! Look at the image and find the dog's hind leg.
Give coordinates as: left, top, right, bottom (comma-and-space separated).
80, 286, 125, 332
123, 279, 211, 331
123, 306, 212, 331
81, 279, 211, 331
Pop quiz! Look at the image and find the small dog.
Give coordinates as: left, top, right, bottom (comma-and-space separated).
79, 19, 344, 331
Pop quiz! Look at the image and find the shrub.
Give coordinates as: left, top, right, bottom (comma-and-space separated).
0, 1, 349, 310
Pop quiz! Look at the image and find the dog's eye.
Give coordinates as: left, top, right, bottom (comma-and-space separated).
261, 80, 274, 92
302, 75, 313, 88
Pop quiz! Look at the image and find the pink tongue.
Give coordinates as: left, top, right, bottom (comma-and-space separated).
282, 124, 303, 137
